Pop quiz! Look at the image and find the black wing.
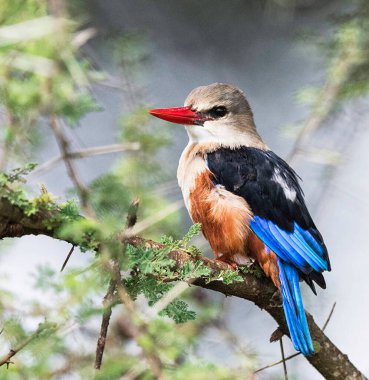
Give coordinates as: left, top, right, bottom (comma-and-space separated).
206, 147, 330, 291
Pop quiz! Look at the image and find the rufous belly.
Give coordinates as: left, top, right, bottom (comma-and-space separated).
188, 170, 280, 288
189, 170, 252, 263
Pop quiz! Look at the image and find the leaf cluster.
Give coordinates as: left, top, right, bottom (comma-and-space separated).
123, 224, 244, 325
0, 164, 81, 232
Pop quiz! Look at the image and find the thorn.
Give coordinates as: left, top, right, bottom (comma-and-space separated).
126, 198, 140, 228
60, 245, 75, 272
6, 360, 14, 369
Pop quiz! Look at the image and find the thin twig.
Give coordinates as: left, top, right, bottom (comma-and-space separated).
280, 338, 288, 380
254, 301, 337, 374
0, 324, 51, 368
60, 245, 75, 272
95, 277, 117, 370
322, 302, 336, 332
254, 353, 299, 374
49, 116, 95, 218
31, 143, 140, 177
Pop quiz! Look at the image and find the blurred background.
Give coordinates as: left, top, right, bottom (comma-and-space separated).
0, 0, 369, 379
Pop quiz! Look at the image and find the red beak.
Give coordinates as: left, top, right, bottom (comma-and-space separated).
149, 106, 203, 125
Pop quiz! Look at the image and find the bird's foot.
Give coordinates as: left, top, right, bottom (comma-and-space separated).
228, 262, 238, 271
214, 259, 238, 271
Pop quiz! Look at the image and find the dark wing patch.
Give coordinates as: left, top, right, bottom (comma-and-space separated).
207, 148, 307, 231
206, 147, 330, 289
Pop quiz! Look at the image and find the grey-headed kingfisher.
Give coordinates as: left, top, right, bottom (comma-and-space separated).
149, 83, 330, 356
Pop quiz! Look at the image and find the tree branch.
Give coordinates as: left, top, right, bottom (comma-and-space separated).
49, 116, 95, 218
94, 277, 116, 370
0, 197, 366, 380
0, 323, 56, 368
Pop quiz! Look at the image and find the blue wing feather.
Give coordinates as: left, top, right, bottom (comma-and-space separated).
249, 218, 291, 262
250, 216, 329, 273
266, 221, 309, 269
295, 224, 324, 255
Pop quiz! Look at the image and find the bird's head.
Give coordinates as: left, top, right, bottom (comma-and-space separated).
149, 83, 264, 148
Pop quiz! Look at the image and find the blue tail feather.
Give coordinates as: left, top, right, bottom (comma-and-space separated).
277, 258, 314, 356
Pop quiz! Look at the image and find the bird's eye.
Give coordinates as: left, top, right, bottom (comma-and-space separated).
209, 106, 227, 118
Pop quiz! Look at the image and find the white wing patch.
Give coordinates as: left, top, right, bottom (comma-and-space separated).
272, 169, 296, 201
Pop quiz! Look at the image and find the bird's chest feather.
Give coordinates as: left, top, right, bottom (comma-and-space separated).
177, 145, 253, 262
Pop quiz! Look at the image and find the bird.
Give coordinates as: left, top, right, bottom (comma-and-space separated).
149, 83, 330, 356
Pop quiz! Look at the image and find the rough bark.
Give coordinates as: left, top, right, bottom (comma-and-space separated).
0, 197, 366, 380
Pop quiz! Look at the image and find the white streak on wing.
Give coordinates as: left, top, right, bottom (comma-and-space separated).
272, 169, 296, 201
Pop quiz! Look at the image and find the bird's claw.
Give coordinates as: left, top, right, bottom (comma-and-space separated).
214, 259, 238, 271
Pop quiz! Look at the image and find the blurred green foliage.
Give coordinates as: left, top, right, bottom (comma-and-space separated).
0, 0, 98, 164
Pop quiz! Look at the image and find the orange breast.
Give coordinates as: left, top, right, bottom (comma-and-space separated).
189, 170, 253, 264
188, 170, 280, 287
247, 232, 280, 288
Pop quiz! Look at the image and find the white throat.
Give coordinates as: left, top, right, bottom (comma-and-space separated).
184, 121, 265, 149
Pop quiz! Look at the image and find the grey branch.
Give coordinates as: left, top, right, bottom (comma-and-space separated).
49, 116, 96, 218
31, 142, 141, 177
94, 277, 116, 370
